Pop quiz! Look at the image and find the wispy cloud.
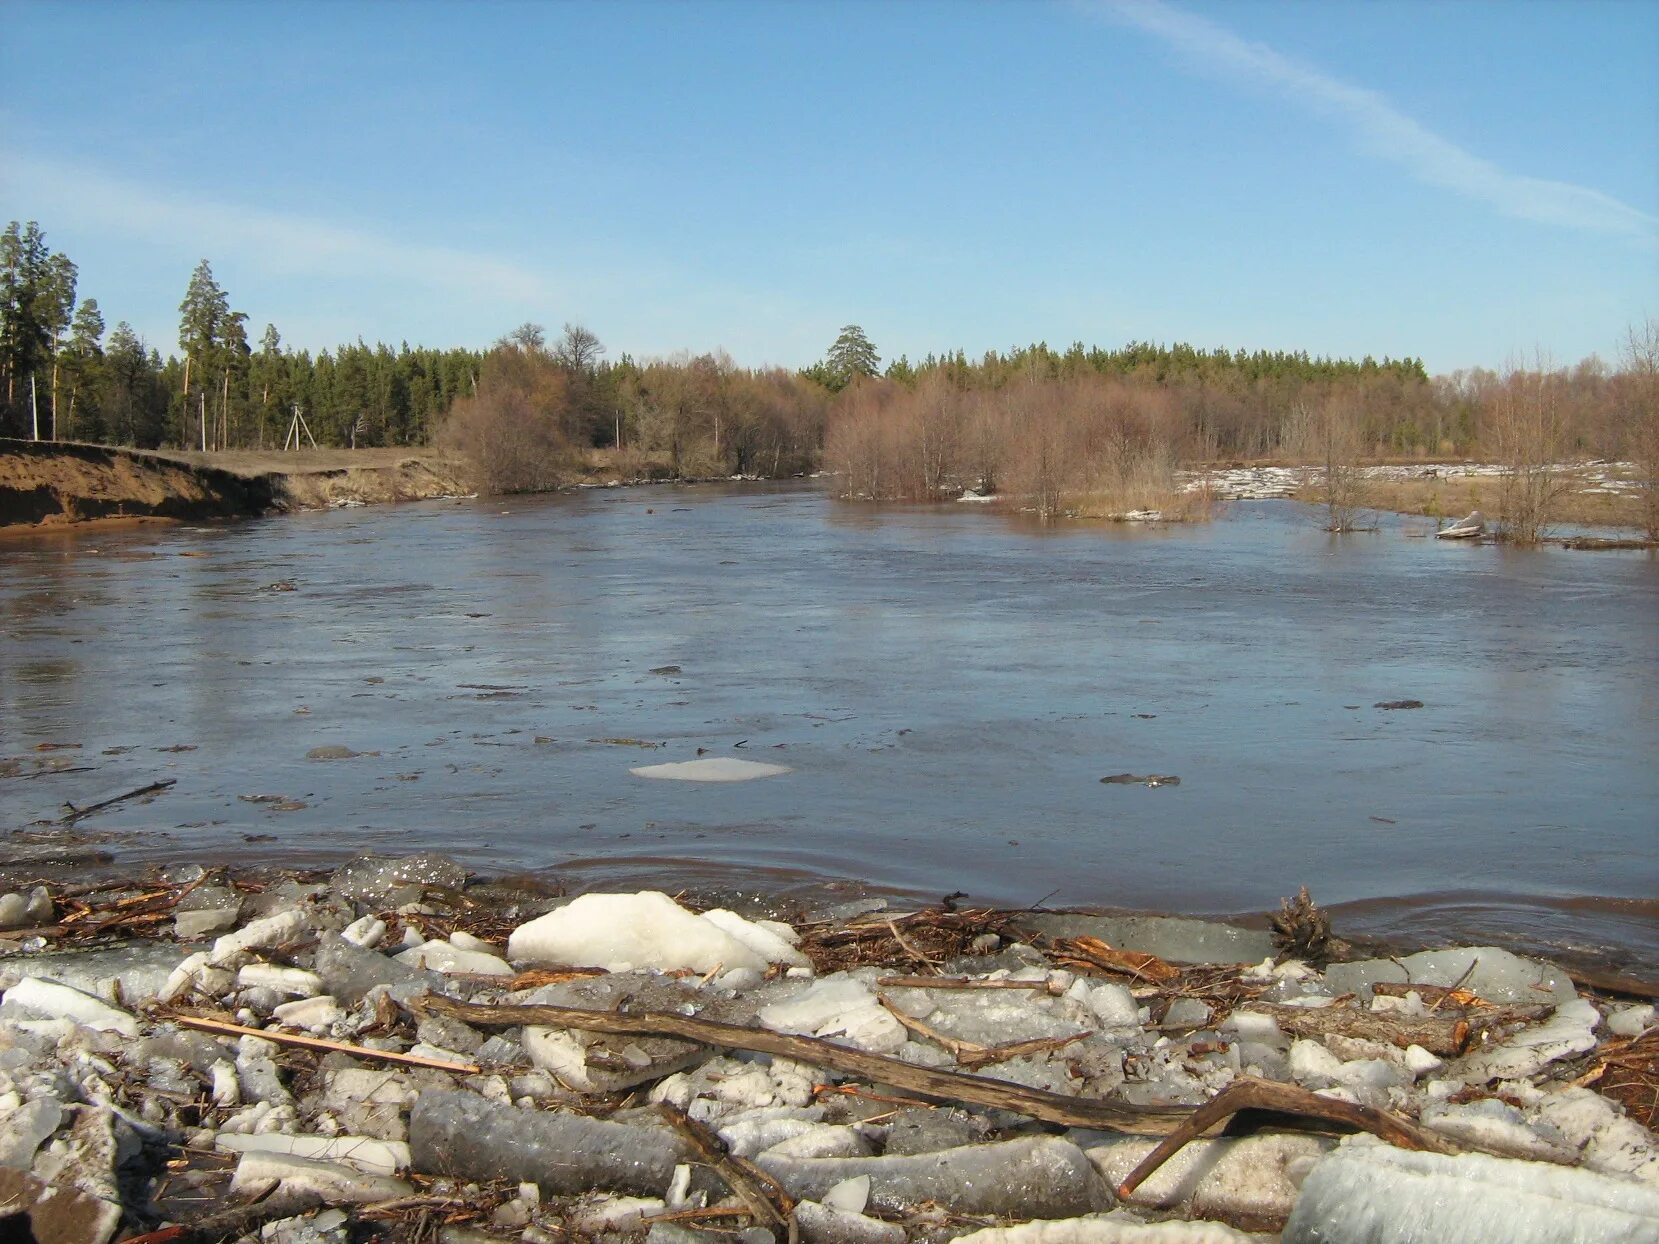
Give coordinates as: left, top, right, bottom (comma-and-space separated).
1096, 0, 1659, 247
0, 149, 552, 303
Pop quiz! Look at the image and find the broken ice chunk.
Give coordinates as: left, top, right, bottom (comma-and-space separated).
1451, 998, 1600, 1082
507, 892, 773, 974
701, 908, 812, 970
410, 1089, 691, 1195
1323, 946, 1575, 1006
952, 1214, 1262, 1242
1086, 1133, 1333, 1225
228, 1150, 411, 1213
524, 1025, 705, 1093
1419, 1098, 1577, 1163
393, 939, 513, 976
0, 977, 139, 1036
793, 1199, 906, 1244
209, 909, 310, 966
756, 1136, 1109, 1218
630, 758, 792, 782
757, 976, 907, 1053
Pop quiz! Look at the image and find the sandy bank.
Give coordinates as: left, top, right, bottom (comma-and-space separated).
0, 440, 475, 531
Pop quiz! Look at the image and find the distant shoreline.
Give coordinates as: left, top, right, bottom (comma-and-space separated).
2, 439, 1650, 540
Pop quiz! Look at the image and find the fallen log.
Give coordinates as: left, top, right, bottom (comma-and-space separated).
415, 995, 1187, 1135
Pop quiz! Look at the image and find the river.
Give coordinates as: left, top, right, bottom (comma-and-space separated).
3, 484, 1656, 973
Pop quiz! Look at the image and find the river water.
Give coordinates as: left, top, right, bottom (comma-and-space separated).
3, 484, 1657, 972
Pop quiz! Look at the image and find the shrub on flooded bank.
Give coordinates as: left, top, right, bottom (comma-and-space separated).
825, 372, 1204, 522
436, 334, 827, 496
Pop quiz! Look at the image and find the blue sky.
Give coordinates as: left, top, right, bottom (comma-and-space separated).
3, 0, 1655, 374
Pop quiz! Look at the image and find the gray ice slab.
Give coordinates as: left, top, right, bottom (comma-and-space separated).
1284, 1137, 1659, 1244
756, 1136, 1109, 1218
410, 1089, 692, 1196
1016, 914, 1272, 966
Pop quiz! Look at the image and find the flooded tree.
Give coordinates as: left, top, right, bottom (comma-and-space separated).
1489, 357, 1572, 544
1623, 319, 1659, 541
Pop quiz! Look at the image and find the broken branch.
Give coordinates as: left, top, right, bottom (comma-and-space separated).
656, 1102, 796, 1241
60, 778, 176, 824
1115, 1075, 1458, 1201
171, 1013, 480, 1074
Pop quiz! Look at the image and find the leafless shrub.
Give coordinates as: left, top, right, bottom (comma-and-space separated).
436, 346, 575, 494
1486, 358, 1574, 544
1623, 319, 1659, 541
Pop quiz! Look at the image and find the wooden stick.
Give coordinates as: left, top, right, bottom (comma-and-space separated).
961, 1031, 1091, 1070
876, 975, 1058, 993
1115, 1075, 1458, 1201
60, 778, 176, 824
887, 919, 943, 971
875, 992, 1090, 1070
876, 993, 985, 1063
417, 995, 1186, 1135
657, 1103, 797, 1242
172, 1013, 480, 1074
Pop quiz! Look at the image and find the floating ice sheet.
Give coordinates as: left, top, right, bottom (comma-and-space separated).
630, 758, 793, 782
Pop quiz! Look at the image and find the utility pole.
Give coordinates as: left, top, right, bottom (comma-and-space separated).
30, 374, 39, 440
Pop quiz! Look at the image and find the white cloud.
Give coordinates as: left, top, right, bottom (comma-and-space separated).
1096, 0, 1659, 247
0, 149, 552, 303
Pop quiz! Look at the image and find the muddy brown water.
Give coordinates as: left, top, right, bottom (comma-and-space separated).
3, 484, 1657, 973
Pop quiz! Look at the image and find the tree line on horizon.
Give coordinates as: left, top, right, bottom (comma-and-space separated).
1, 219, 1653, 534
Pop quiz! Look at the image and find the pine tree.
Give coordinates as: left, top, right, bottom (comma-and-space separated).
63, 298, 105, 440
178, 259, 229, 449
824, 324, 880, 391
0, 221, 55, 434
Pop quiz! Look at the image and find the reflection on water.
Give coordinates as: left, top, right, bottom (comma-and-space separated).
2, 485, 1657, 970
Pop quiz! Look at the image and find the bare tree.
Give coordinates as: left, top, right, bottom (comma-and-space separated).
1623, 319, 1659, 541
504, 322, 546, 353
553, 323, 604, 373
1488, 355, 1571, 544
1318, 391, 1371, 532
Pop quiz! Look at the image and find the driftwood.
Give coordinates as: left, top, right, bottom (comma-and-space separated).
1269, 887, 1345, 962
656, 1103, 798, 1242
1242, 1001, 1555, 1057
1370, 980, 1489, 1009
416, 995, 1187, 1135
173, 1013, 480, 1074
420, 997, 1472, 1181
59, 777, 176, 824
1115, 1075, 1458, 1200
875, 992, 1091, 1070
875, 974, 1061, 993
1048, 935, 1181, 984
